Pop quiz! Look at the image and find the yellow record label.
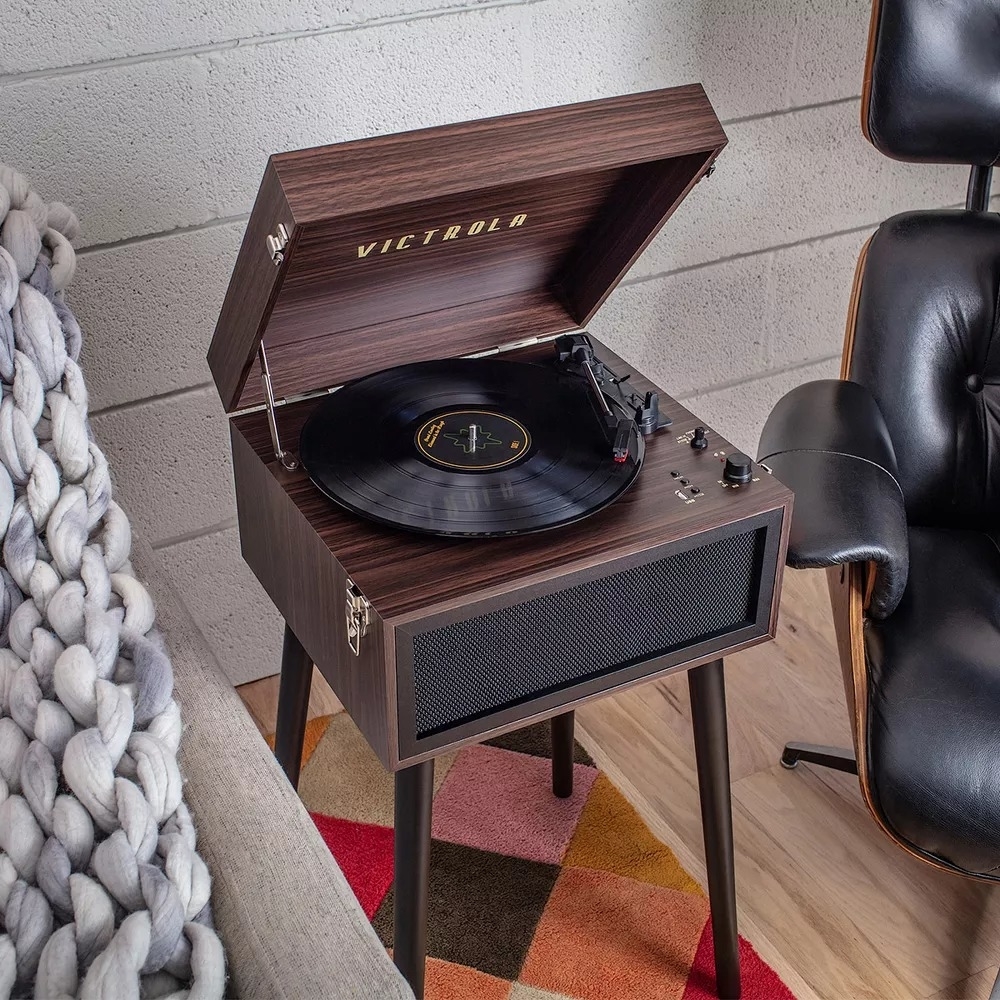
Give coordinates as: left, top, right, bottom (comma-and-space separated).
415, 409, 530, 471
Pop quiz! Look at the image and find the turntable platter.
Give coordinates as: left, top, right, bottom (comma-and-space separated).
298, 357, 644, 537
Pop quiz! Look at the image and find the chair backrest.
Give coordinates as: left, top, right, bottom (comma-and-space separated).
863, 0, 1000, 166
847, 0, 1000, 529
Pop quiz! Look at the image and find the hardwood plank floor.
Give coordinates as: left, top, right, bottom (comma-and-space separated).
932, 966, 999, 999
237, 665, 341, 735
236, 568, 999, 999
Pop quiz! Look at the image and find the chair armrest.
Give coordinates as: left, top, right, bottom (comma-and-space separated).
758, 379, 909, 618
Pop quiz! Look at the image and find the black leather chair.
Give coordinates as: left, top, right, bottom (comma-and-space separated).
758, 0, 1000, 978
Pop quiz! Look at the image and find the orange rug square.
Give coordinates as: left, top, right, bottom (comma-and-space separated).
520, 867, 709, 1000
424, 957, 512, 1000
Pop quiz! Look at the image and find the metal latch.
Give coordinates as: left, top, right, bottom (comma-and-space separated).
346, 578, 371, 656
266, 223, 290, 266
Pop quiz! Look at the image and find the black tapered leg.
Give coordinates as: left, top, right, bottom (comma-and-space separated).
780, 742, 858, 774
688, 658, 740, 1000
394, 760, 434, 1000
273, 623, 312, 789
551, 711, 575, 798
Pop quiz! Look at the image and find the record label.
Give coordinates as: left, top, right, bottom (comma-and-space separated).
415, 409, 530, 471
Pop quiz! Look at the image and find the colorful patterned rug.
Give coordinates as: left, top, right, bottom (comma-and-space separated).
274, 714, 795, 1000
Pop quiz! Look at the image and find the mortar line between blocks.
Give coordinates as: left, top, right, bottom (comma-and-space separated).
0, 0, 550, 85
678, 353, 841, 401
75, 198, 926, 271
91, 381, 214, 418
76, 215, 250, 256
152, 516, 239, 552
621, 202, 964, 290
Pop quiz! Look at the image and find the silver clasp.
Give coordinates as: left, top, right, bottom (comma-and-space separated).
266, 223, 290, 266
346, 578, 371, 656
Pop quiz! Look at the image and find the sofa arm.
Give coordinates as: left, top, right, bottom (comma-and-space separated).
758, 379, 908, 619
130, 539, 413, 1000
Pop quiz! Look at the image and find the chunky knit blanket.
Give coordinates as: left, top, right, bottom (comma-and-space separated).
0, 168, 225, 998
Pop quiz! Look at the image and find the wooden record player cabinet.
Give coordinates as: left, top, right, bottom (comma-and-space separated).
209, 88, 793, 1000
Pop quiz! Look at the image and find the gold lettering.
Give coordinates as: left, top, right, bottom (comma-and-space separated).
358, 211, 528, 259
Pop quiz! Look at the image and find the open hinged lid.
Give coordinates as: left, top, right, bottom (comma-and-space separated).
208, 85, 727, 412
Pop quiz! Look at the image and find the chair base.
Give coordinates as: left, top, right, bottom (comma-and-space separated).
780, 742, 858, 775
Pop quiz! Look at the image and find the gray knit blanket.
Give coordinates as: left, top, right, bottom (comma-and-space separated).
0, 167, 226, 998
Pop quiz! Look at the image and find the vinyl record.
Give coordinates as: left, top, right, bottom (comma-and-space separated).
299, 357, 644, 537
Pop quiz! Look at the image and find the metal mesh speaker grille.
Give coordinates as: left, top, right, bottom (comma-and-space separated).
411, 528, 761, 737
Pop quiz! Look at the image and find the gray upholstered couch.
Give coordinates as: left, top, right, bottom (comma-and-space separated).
134, 539, 413, 999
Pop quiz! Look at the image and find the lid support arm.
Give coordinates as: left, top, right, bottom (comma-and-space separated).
259, 343, 299, 471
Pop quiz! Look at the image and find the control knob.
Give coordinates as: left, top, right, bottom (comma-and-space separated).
723, 452, 753, 485
690, 426, 708, 450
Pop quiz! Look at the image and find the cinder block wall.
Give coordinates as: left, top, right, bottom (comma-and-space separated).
0, 1, 969, 685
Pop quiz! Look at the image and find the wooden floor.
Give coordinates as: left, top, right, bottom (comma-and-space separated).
237, 569, 1000, 1000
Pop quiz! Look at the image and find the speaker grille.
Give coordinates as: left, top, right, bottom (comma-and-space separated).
411, 528, 762, 738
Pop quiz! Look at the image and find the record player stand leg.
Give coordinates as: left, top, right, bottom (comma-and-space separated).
394, 760, 434, 1000
551, 711, 575, 798
273, 623, 312, 790
688, 658, 741, 1000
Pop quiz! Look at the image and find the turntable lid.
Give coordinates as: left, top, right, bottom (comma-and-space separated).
208, 86, 726, 412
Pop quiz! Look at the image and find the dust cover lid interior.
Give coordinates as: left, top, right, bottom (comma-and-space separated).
209, 85, 727, 411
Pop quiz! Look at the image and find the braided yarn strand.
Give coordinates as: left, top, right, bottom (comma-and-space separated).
0, 167, 226, 999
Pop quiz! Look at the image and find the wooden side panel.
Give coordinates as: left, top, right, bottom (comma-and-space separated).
231, 425, 394, 767
208, 161, 296, 411
826, 562, 862, 748
840, 234, 874, 379
860, 0, 883, 145
768, 492, 793, 637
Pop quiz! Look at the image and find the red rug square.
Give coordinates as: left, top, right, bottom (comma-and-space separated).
310, 812, 394, 919
432, 744, 597, 863
682, 920, 797, 1000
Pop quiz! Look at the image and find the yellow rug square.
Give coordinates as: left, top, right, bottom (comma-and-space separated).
563, 773, 703, 896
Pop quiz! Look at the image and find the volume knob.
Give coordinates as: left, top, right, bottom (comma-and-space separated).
723, 452, 753, 485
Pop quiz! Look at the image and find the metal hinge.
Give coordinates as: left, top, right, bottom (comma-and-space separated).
266, 223, 290, 266
258, 343, 299, 471
345, 578, 371, 656
466, 333, 561, 360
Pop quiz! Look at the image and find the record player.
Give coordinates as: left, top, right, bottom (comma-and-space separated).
208, 86, 792, 1000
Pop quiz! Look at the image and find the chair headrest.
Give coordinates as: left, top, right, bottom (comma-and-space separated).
863, 0, 1000, 165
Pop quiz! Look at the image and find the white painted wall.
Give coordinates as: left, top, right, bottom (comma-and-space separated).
0, 1, 969, 685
